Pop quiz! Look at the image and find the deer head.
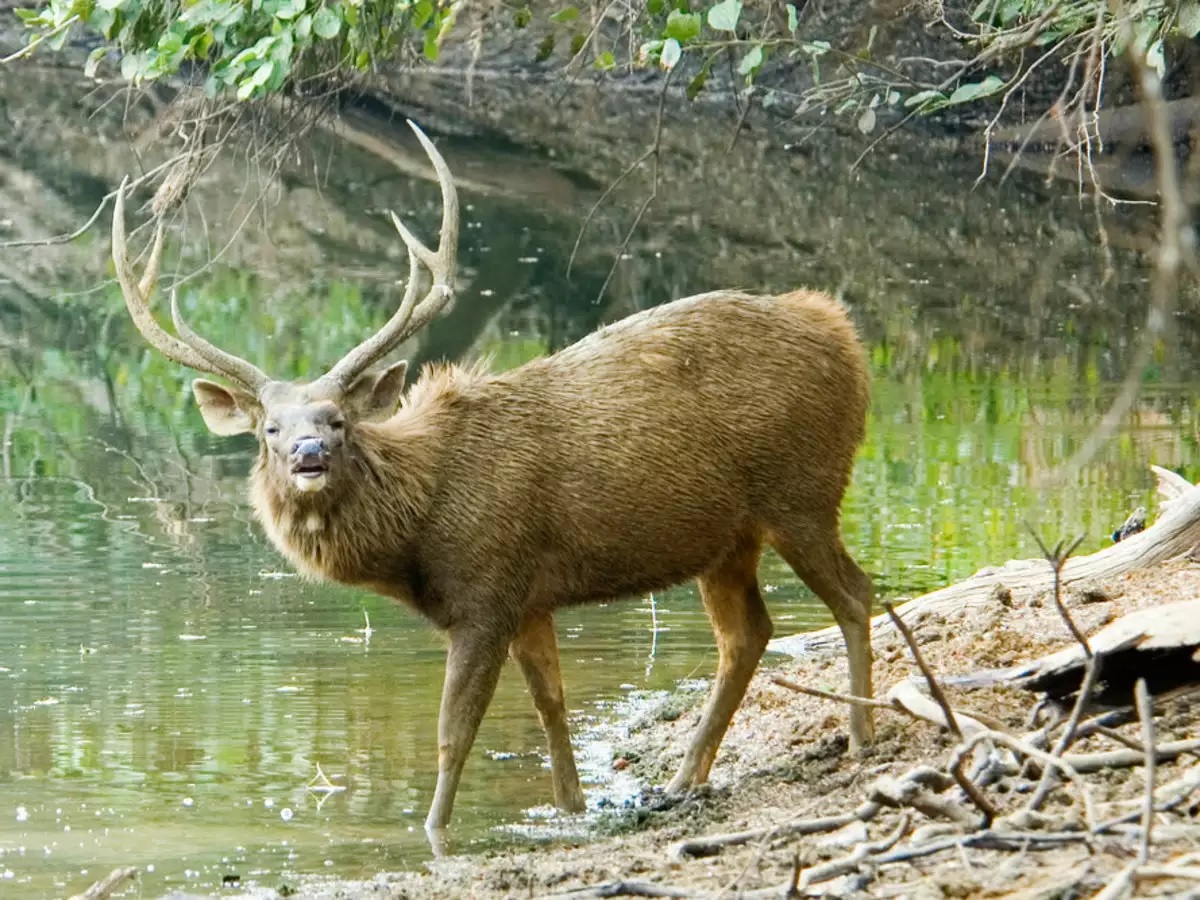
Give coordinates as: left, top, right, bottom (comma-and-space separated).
111, 120, 459, 497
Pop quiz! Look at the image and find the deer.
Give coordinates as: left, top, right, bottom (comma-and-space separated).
109, 120, 876, 838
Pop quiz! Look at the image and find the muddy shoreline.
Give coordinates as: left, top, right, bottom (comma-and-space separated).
239, 549, 1200, 900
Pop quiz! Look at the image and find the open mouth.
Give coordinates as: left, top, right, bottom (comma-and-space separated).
290, 462, 329, 492
291, 464, 328, 479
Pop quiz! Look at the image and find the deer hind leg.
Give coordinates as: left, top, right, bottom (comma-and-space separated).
509, 612, 586, 814
426, 624, 512, 834
771, 526, 875, 750
666, 533, 771, 793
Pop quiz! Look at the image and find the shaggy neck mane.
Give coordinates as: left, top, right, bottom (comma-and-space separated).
248, 363, 477, 585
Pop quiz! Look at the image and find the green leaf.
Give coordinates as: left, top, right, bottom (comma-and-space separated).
1179, 2, 1200, 38
903, 88, 947, 109
786, 2, 798, 33
273, 0, 305, 20
665, 9, 701, 42
802, 39, 829, 56
550, 5, 580, 23
513, 6, 531, 27
535, 33, 555, 61
686, 62, 709, 100
946, 74, 1005, 105
313, 6, 341, 38
570, 32, 586, 56
119, 50, 146, 80
294, 12, 312, 38
14, 8, 45, 23
84, 45, 106, 78
237, 60, 275, 99
997, 0, 1021, 26
706, 0, 741, 32
594, 49, 615, 70
737, 43, 762, 76
647, 0, 664, 13
411, 0, 433, 29
660, 37, 681, 69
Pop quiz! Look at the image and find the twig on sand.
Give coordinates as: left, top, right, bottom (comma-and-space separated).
1025, 529, 1101, 811
885, 602, 998, 825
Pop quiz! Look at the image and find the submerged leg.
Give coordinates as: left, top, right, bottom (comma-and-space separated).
667, 534, 772, 792
772, 528, 875, 749
510, 612, 586, 813
426, 624, 512, 835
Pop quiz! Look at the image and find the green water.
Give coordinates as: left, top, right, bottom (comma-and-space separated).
2, 74, 1200, 898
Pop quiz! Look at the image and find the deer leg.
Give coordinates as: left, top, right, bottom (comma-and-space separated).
509, 612, 586, 813
426, 625, 512, 834
666, 535, 770, 793
772, 529, 875, 750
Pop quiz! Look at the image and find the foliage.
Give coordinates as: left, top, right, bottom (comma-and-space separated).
13, 0, 458, 99
898, 0, 1200, 113
4, 0, 1194, 136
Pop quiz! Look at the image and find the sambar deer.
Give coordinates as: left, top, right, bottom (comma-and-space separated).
110, 121, 875, 836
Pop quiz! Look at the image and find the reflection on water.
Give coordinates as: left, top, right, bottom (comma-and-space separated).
2, 71, 1200, 898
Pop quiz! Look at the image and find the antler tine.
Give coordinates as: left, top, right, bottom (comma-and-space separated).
111, 178, 270, 394
323, 120, 460, 388
112, 178, 217, 375
170, 290, 270, 392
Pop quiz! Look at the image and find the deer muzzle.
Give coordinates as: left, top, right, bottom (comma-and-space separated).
289, 437, 329, 493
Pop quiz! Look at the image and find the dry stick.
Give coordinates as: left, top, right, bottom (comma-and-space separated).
771, 675, 902, 711
1092, 864, 1137, 900
542, 881, 695, 899
565, 67, 672, 287
0, 156, 180, 250
884, 603, 963, 738
0, 14, 80, 65
774, 674, 1008, 733
883, 602, 998, 825
68, 867, 138, 900
1025, 529, 1101, 813
960, 729, 1097, 832
1068, 739, 1200, 774
1035, 0, 1195, 490
1135, 678, 1157, 865
669, 800, 883, 859
795, 811, 911, 893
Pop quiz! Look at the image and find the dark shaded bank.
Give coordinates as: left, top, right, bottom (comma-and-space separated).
2, 50, 1193, 384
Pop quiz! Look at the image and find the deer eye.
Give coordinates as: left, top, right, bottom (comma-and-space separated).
330, 420, 345, 432
265, 423, 280, 437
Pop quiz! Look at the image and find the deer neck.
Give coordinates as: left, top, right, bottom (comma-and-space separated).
249, 423, 438, 587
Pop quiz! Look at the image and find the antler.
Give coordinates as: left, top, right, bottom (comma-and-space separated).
322, 120, 460, 389
111, 178, 271, 395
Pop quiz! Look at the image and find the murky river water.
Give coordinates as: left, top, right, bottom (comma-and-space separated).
2, 69, 1199, 898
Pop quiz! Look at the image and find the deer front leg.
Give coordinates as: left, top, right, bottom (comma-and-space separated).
510, 612, 586, 813
425, 625, 512, 836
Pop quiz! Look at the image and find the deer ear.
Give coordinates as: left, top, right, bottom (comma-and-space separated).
192, 379, 259, 436
345, 361, 409, 422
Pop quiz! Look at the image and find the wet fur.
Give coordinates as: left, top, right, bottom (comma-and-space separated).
245, 288, 875, 826
251, 290, 868, 629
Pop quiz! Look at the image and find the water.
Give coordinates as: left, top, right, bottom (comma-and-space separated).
2, 68, 1199, 897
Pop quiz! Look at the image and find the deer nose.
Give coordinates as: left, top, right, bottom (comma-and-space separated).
291, 437, 325, 458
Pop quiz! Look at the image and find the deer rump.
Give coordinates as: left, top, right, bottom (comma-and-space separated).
109, 121, 875, 838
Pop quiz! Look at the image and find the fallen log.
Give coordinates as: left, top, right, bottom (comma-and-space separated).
769, 466, 1200, 659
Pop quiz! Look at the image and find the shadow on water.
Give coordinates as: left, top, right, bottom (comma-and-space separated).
1, 65, 1199, 896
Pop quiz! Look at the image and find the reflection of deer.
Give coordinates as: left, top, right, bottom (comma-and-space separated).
111, 120, 876, 837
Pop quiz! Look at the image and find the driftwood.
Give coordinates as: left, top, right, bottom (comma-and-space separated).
769, 466, 1200, 659
68, 867, 138, 900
